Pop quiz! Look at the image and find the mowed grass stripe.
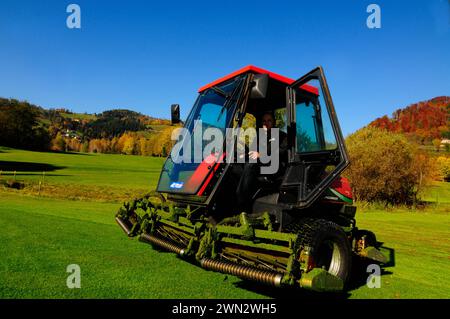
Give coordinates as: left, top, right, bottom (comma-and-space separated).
1, 193, 119, 226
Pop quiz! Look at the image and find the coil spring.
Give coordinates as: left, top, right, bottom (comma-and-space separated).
140, 233, 185, 255
200, 258, 283, 287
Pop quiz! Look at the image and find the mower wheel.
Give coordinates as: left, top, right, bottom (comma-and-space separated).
290, 219, 352, 285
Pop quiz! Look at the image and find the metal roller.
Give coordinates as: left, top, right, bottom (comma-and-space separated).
139, 233, 185, 256
200, 258, 283, 287
115, 217, 131, 236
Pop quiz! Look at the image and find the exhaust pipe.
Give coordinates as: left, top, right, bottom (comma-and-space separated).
200, 258, 283, 287
115, 217, 131, 236
139, 233, 185, 256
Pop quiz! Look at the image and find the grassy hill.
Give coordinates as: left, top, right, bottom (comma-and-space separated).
1, 147, 449, 298
58, 112, 98, 121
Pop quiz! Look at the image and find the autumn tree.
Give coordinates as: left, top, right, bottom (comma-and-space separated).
370, 96, 450, 144
51, 133, 66, 152
121, 133, 137, 155
81, 141, 89, 153
345, 126, 434, 205
66, 138, 82, 152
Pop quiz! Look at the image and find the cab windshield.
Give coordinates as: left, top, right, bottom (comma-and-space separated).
157, 76, 244, 195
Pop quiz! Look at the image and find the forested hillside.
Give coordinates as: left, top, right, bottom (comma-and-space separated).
0, 98, 174, 156
370, 96, 450, 144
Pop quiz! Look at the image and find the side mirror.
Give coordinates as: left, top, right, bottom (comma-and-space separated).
171, 104, 180, 125
250, 74, 269, 99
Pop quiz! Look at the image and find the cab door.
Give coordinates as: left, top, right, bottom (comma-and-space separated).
280, 67, 349, 208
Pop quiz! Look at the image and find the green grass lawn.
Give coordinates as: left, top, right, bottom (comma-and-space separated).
59, 112, 98, 121
422, 181, 450, 204
0, 147, 165, 202
0, 146, 164, 189
1, 148, 449, 298
354, 208, 450, 298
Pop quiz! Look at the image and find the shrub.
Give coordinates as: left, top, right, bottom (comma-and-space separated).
50, 133, 66, 152
345, 126, 433, 205
436, 156, 450, 181
432, 138, 442, 152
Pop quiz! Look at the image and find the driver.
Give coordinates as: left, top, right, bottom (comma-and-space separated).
235, 111, 288, 213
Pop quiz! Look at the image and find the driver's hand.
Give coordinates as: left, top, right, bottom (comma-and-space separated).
248, 151, 260, 160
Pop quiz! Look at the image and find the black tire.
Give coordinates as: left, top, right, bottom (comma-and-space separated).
287, 218, 352, 285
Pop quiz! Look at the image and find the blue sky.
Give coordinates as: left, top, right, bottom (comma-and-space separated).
0, 0, 449, 135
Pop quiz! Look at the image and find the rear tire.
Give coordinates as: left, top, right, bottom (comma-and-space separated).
287, 218, 352, 286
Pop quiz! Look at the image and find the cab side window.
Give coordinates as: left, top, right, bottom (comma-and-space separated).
294, 80, 337, 154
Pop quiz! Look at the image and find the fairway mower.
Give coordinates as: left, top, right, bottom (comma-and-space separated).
116, 66, 391, 292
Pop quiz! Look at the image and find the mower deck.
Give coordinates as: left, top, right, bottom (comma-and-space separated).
115, 196, 388, 292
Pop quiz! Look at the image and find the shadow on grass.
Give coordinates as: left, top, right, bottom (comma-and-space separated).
228, 256, 395, 299
413, 200, 448, 209
346, 257, 394, 292
49, 150, 92, 156
233, 280, 351, 299
0, 147, 12, 152
0, 147, 91, 156
178, 258, 351, 299
1, 172, 71, 177
0, 161, 66, 172
172, 257, 338, 299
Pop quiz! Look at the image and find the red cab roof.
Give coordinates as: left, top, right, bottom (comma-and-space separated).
198, 65, 318, 95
